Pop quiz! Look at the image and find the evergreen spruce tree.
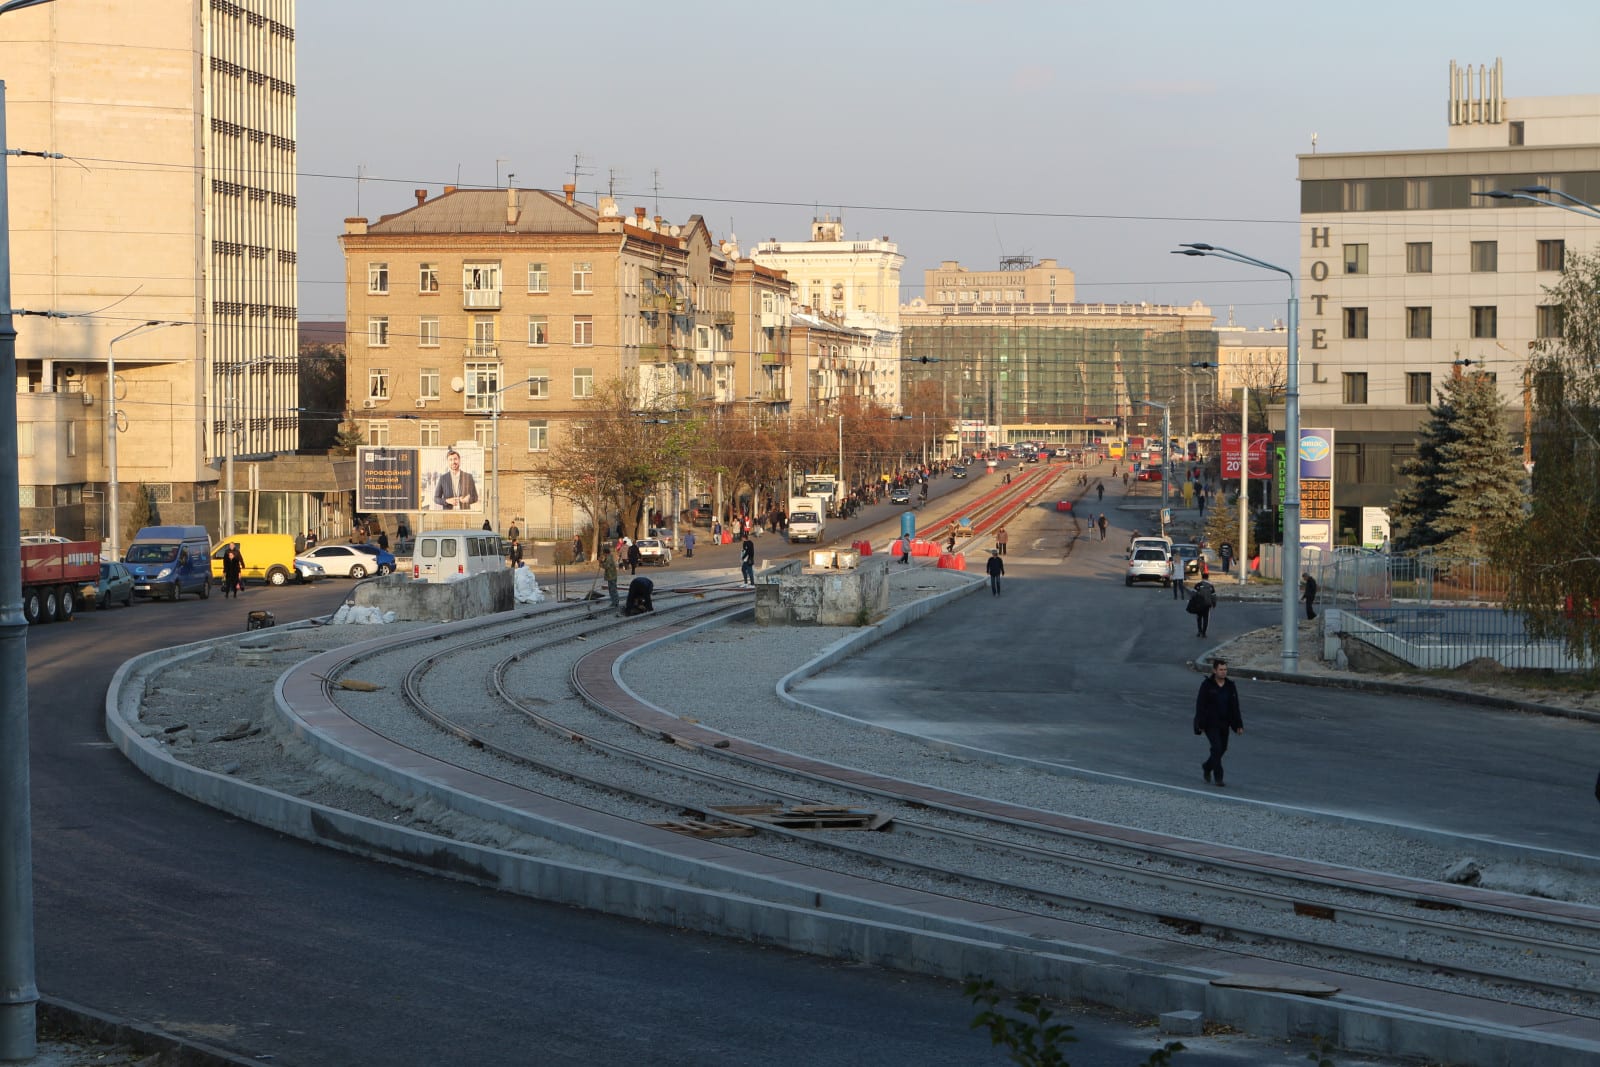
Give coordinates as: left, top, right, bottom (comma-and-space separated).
1431, 370, 1524, 558
1388, 389, 1459, 551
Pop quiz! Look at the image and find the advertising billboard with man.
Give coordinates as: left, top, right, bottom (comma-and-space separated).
357, 445, 485, 514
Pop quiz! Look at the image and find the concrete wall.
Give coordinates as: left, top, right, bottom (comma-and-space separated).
755, 557, 890, 626
352, 570, 513, 622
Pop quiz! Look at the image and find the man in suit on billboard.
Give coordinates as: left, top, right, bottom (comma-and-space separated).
432, 448, 479, 510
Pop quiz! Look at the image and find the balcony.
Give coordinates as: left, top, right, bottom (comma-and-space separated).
713, 310, 735, 325
759, 352, 785, 366
639, 344, 671, 364
464, 288, 502, 310
641, 292, 683, 313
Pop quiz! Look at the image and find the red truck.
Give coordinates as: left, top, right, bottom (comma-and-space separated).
20, 538, 101, 624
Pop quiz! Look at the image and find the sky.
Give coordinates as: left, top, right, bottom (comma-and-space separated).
294, 0, 1600, 329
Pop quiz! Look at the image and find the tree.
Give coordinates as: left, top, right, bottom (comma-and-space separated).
1428, 370, 1524, 558
1388, 378, 1463, 551
1493, 249, 1600, 659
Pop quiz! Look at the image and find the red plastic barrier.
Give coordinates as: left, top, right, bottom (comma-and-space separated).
912, 539, 939, 557
721, 531, 732, 545
1056, 500, 1073, 512
852, 539, 873, 556
936, 552, 967, 571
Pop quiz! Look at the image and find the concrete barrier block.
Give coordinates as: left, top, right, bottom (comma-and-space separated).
1159, 1010, 1203, 1036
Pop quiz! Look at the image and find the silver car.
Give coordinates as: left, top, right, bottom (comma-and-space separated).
634, 538, 672, 566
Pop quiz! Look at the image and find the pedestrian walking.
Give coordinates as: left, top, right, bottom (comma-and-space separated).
1096, 481, 1104, 502
684, 530, 696, 558
508, 538, 523, 566
1188, 579, 1217, 637
376, 528, 389, 551
1197, 486, 1207, 516
1219, 542, 1234, 577
626, 540, 642, 576
1097, 513, 1108, 541
1193, 658, 1244, 787
600, 545, 619, 608
220, 542, 245, 598
1122, 472, 1129, 488
995, 526, 1008, 556
985, 549, 1005, 596
1301, 572, 1319, 620
1169, 553, 1186, 599
740, 535, 756, 586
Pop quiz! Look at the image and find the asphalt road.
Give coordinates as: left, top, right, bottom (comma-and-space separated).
792, 494, 1600, 857
24, 533, 1355, 1066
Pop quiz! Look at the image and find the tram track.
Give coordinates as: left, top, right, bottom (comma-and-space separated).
318, 597, 1600, 1018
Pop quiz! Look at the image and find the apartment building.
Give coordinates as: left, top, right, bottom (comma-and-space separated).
5, 0, 298, 541
900, 259, 1216, 447
749, 217, 903, 409
341, 186, 767, 536
1296, 59, 1600, 529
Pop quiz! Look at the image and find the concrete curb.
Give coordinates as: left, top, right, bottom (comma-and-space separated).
38, 996, 260, 1067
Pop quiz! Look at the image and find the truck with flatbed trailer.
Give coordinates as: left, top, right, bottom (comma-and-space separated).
19, 538, 101, 623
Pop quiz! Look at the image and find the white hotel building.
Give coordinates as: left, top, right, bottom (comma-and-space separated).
1295, 59, 1600, 535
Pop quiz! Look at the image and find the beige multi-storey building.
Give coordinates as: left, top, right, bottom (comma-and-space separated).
1296, 59, 1600, 530
749, 217, 903, 409
341, 186, 780, 536
5, 0, 298, 542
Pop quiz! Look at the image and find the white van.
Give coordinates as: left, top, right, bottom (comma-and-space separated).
411, 529, 503, 583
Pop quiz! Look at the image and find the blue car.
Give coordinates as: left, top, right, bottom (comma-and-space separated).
349, 543, 397, 575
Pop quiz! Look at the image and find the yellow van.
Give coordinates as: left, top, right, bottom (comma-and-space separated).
211, 533, 300, 587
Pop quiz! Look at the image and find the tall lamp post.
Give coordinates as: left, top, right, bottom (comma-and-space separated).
106, 320, 182, 562
1173, 242, 1300, 674
2, 4, 62, 1059
1139, 400, 1172, 520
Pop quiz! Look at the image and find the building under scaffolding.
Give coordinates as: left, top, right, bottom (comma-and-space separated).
900, 266, 1217, 445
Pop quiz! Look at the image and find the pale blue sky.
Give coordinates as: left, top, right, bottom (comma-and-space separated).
295, 0, 1600, 327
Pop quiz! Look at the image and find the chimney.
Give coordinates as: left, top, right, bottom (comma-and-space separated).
506, 186, 519, 228
634, 206, 647, 225
654, 215, 663, 230
563, 183, 575, 206
414, 189, 427, 207
443, 185, 457, 195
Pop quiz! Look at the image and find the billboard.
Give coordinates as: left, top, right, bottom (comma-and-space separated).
357, 445, 485, 514
1298, 428, 1335, 555
1220, 433, 1272, 479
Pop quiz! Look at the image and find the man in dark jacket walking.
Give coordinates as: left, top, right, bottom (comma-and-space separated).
1194, 658, 1244, 786
1187, 579, 1217, 637
985, 549, 1005, 596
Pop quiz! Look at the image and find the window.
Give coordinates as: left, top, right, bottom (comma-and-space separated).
572, 366, 594, 398
1509, 121, 1525, 146
463, 263, 501, 308
527, 315, 548, 346
1342, 372, 1368, 405
471, 316, 496, 357
473, 421, 492, 450
1470, 241, 1498, 273
1343, 307, 1369, 340
527, 262, 548, 293
1404, 178, 1434, 210
367, 368, 389, 399
1343, 244, 1368, 275
419, 420, 440, 447
1471, 305, 1498, 339
418, 263, 439, 293
572, 261, 593, 294
418, 317, 440, 347
367, 421, 389, 446
572, 315, 593, 346
367, 262, 388, 294
419, 367, 440, 400
1538, 239, 1565, 272
1340, 180, 1370, 211
66, 421, 76, 457
1405, 242, 1432, 273
367, 316, 389, 347
1405, 306, 1432, 340
528, 371, 549, 400
1537, 305, 1564, 339
527, 419, 549, 452
1406, 372, 1432, 405
464, 361, 500, 413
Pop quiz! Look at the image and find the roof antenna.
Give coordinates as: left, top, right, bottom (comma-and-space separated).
652, 168, 662, 216
1311, 132, 1318, 154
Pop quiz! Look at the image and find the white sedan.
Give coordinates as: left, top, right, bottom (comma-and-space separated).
634, 538, 673, 566
296, 543, 391, 579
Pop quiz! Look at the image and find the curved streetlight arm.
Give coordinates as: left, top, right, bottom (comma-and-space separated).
1473, 187, 1600, 222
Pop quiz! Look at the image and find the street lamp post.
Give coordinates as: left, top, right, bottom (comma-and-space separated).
1140, 400, 1172, 522
2, 5, 63, 1059
1472, 185, 1600, 221
107, 321, 181, 561
1174, 242, 1300, 674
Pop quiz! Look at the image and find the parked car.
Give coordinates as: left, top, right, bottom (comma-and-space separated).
349, 543, 398, 575
293, 559, 326, 583
1136, 467, 1162, 481
1127, 535, 1174, 561
1126, 547, 1171, 587
950, 465, 968, 479
390, 538, 415, 572
81, 560, 136, 609
297, 543, 392, 579
1173, 542, 1208, 578
634, 537, 672, 566
889, 486, 912, 505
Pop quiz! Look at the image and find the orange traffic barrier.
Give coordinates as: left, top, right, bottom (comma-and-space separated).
936, 552, 967, 571
852, 539, 873, 556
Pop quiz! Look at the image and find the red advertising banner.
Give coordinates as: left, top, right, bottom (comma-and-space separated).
1220, 433, 1272, 479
